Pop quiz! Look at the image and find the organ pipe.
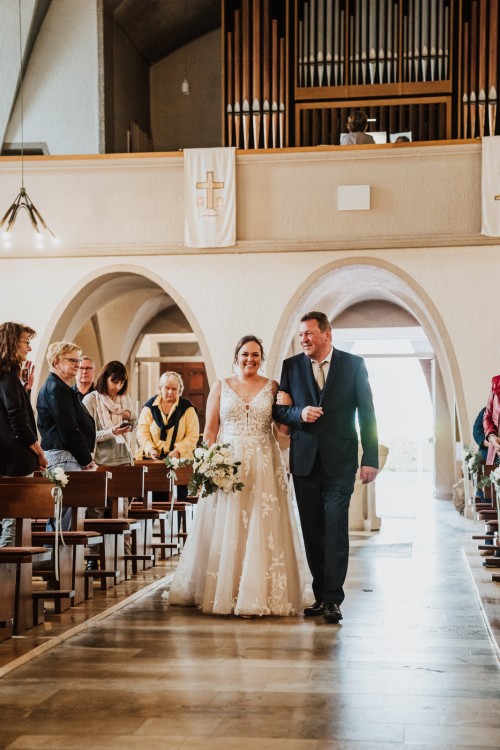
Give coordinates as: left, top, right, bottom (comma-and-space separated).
223, 1, 499, 149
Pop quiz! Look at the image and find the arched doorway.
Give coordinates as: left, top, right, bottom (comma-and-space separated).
270, 258, 464, 501
35, 268, 211, 428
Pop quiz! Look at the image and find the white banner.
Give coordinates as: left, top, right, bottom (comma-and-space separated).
481, 136, 500, 237
184, 147, 236, 248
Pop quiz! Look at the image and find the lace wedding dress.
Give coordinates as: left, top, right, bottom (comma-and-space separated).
168, 379, 308, 616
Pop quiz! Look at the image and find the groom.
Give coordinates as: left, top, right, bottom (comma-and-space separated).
273, 311, 378, 623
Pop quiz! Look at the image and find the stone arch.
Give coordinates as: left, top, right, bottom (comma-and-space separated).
34, 264, 214, 388
269, 257, 464, 494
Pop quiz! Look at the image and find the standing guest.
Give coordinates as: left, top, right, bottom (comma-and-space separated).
483, 377, 500, 463
73, 356, 95, 402
82, 361, 136, 554
340, 110, 375, 145
169, 336, 305, 616
0, 322, 47, 547
135, 371, 199, 501
473, 407, 488, 462
37, 341, 96, 530
82, 361, 136, 468
273, 311, 378, 623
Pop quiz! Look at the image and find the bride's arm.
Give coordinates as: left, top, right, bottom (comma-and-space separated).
272, 380, 291, 436
202, 380, 222, 446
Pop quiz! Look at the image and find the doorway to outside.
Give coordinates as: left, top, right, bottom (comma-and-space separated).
333, 327, 435, 522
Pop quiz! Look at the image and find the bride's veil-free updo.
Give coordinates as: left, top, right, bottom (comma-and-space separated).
233, 335, 266, 366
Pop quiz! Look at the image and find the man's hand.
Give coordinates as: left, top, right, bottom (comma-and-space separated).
360, 466, 377, 484
301, 406, 323, 423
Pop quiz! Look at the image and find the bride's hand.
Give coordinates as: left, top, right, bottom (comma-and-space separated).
276, 390, 293, 406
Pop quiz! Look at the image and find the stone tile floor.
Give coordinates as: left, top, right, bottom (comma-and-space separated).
1, 473, 500, 749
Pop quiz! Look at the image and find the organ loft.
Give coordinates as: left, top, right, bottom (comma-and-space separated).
222, 0, 499, 148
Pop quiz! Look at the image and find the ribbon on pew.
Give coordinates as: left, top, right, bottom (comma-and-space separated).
51, 485, 67, 582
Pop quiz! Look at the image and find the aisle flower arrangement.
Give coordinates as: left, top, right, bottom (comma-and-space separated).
163, 454, 192, 480
42, 466, 69, 488
187, 442, 244, 498
480, 465, 500, 495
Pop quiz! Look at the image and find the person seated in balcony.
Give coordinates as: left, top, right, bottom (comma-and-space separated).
340, 111, 375, 145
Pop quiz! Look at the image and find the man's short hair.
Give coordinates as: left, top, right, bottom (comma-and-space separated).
300, 311, 331, 332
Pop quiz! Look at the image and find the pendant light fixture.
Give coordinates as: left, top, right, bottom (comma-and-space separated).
1, 0, 57, 249
181, 0, 190, 95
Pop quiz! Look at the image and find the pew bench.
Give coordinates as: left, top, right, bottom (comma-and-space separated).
31, 530, 103, 602
94, 465, 157, 575
32, 589, 76, 625
134, 460, 196, 557
0, 546, 51, 640
83, 518, 141, 585
0, 480, 59, 633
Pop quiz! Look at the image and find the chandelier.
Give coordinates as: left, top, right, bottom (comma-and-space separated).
1, 0, 57, 249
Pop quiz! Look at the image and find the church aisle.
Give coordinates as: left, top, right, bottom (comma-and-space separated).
1, 491, 500, 750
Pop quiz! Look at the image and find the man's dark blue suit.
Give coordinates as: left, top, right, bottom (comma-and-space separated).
273, 347, 378, 608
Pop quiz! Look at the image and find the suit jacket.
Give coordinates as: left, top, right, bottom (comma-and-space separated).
0, 371, 39, 476
273, 348, 378, 478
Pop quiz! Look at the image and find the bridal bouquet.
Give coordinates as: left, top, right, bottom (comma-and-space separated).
187, 442, 244, 498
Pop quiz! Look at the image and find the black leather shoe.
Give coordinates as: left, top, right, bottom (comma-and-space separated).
303, 600, 325, 617
323, 603, 343, 622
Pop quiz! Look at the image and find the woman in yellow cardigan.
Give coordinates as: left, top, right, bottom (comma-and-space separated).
136, 371, 200, 499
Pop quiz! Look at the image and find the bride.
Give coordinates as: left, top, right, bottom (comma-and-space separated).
168, 335, 307, 617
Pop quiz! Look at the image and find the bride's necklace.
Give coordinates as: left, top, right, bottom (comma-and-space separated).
235, 377, 255, 401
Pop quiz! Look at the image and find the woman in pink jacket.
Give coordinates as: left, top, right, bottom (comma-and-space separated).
483, 375, 500, 463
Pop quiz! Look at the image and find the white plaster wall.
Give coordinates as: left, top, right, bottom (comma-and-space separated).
0, 143, 484, 251
5, 0, 101, 155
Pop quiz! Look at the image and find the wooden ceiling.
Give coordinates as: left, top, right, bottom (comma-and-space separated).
104, 0, 221, 65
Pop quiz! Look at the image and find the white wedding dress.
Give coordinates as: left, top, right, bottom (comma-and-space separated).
168, 379, 308, 616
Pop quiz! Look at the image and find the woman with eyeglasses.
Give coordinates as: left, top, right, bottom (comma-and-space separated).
37, 342, 96, 530
0, 322, 47, 546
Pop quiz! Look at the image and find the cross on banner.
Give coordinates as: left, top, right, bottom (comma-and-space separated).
184, 147, 236, 248
196, 171, 224, 217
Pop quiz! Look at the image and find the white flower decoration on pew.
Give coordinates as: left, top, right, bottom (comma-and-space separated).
489, 467, 500, 492
463, 444, 482, 477
42, 466, 69, 488
163, 454, 192, 480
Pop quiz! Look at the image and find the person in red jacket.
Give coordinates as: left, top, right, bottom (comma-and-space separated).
483, 375, 500, 463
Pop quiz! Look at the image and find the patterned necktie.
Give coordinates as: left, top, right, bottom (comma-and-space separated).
316, 361, 327, 390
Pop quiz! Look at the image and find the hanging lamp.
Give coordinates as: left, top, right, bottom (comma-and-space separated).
1, 0, 57, 249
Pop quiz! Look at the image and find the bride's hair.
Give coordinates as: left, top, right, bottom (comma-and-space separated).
233, 335, 265, 364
